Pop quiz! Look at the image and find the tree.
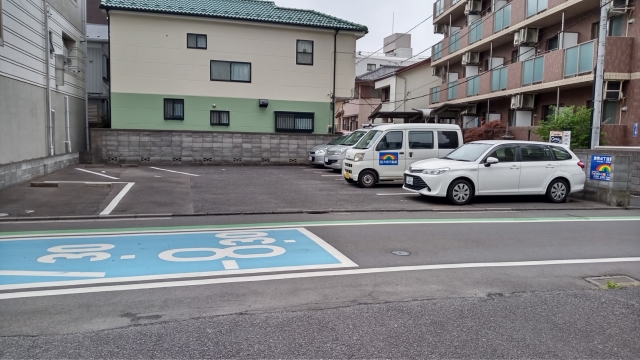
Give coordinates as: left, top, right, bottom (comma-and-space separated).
463, 120, 506, 143
533, 106, 604, 149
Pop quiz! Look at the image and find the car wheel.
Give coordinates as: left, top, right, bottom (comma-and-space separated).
547, 178, 569, 203
358, 170, 377, 188
447, 179, 473, 205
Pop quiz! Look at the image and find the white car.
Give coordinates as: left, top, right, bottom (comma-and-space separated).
403, 140, 586, 205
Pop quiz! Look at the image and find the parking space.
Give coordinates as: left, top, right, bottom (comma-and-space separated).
0, 164, 611, 218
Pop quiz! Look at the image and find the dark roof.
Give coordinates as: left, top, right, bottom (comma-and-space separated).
356, 65, 404, 82
100, 0, 368, 32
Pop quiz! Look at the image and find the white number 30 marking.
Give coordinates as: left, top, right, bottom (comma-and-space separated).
37, 244, 115, 264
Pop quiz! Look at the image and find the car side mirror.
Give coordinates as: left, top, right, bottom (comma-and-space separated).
484, 157, 499, 167
375, 142, 384, 151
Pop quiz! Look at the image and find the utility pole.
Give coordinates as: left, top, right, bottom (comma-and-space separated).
591, 0, 609, 149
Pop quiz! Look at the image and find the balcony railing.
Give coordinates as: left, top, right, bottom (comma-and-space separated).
494, 4, 511, 33
467, 76, 480, 96
491, 67, 508, 92
431, 86, 441, 103
447, 81, 458, 100
450, 32, 461, 53
564, 40, 595, 77
523, 56, 544, 85
526, 0, 548, 18
435, 0, 445, 17
469, 21, 482, 44
433, 41, 443, 61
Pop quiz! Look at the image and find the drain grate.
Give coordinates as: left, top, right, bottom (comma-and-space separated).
392, 251, 411, 256
585, 276, 640, 288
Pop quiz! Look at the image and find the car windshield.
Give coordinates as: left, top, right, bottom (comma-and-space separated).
442, 143, 494, 162
328, 135, 348, 145
340, 131, 368, 146
353, 130, 383, 149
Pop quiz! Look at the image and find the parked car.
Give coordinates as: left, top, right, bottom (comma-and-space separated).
308, 134, 350, 167
342, 124, 463, 187
324, 129, 371, 172
403, 140, 586, 205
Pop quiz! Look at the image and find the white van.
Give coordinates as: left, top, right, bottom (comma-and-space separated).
342, 124, 463, 188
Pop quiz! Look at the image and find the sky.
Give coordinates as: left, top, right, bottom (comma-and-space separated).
273, 0, 443, 55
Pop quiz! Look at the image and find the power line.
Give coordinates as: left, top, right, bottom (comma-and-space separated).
356, 15, 434, 65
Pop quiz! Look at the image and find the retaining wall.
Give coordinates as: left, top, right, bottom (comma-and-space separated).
0, 153, 79, 191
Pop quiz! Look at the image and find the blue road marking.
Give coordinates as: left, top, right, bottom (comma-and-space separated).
0, 228, 356, 289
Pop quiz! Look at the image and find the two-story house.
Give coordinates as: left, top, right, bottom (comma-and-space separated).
429, 0, 639, 145
100, 0, 367, 135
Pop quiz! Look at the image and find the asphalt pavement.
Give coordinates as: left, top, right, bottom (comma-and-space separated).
1, 210, 639, 358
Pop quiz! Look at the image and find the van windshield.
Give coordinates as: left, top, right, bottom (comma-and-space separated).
328, 135, 348, 145
353, 130, 383, 149
443, 143, 494, 162
340, 131, 368, 146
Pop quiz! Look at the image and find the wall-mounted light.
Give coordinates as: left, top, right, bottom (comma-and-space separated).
621, 106, 628, 112
212, 104, 216, 108
259, 99, 269, 108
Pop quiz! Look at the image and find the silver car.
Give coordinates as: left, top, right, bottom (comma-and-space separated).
308, 135, 349, 167
324, 130, 370, 171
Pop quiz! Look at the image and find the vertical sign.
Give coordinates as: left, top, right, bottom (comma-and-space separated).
590, 154, 612, 182
634, 123, 638, 138
562, 131, 571, 147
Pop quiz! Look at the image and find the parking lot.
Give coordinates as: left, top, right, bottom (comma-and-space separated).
0, 164, 612, 218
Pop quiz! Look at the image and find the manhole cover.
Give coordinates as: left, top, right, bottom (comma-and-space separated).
585, 276, 640, 288
392, 251, 410, 256
0, 213, 9, 217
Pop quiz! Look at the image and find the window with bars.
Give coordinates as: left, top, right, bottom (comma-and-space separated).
210, 60, 251, 82
275, 112, 315, 133
187, 34, 207, 49
296, 40, 314, 65
164, 99, 184, 120
210, 111, 230, 126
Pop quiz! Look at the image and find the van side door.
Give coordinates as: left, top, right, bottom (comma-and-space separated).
437, 130, 461, 157
407, 130, 438, 169
374, 130, 406, 180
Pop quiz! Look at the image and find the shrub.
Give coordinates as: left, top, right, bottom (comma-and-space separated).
463, 120, 506, 143
533, 106, 604, 149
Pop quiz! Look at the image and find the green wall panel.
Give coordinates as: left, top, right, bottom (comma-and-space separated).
111, 93, 333, 134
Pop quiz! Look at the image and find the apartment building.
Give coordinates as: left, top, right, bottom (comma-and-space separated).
429, 0, 639, 145
101, 0, 367, 135
0, 0, 87, 189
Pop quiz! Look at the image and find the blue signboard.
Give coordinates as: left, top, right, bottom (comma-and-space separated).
634, 123, 638, 138
0, 228, 356, 289
590, 154, 612, 181
379, 152, 399, 165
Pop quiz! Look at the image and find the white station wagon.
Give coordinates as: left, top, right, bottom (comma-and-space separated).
403, 140, 586, 205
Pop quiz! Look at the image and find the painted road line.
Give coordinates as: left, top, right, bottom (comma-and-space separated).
76, 168, 120, 180
45, 181, 129, 184
0, 270, 105, 278
2, 257, 639, 300
2, 216, 640, 239
99, 183, 135, 216
0, 228, 356, 291
376, 193, 420, 196
150, 167, 200, 177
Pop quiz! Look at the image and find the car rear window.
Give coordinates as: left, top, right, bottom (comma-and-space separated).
551, 147, 573, 160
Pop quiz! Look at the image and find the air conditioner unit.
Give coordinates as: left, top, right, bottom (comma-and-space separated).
434, 24, 448, 34
514, 28, 539, 46
510, 94, 535, 109
432, 66, 445, 77
609, 0, 630, 14
460, 104, 478, 115
461, 52, 480, 65
464, 0, 482, 15
604, 81, 624, 100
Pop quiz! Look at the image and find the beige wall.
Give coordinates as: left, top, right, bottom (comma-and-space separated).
109, 11, 362, 101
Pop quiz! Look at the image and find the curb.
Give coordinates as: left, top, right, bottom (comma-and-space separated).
0, 206, 633, 222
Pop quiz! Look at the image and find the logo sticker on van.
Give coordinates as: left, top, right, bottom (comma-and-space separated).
379, 152, 399, 166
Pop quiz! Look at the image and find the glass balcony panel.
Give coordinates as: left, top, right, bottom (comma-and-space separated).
578, 41, 594, 73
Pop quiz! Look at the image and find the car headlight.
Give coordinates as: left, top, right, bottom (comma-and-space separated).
353, 153, 365, 162
422, 168, 450, 175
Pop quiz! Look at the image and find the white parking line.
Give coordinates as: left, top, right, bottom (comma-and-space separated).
2, 257, 639, 299
76, 168, 119, 180
0, 270, 105, 278
100, 183, 135, 216
150, 167, 200, 177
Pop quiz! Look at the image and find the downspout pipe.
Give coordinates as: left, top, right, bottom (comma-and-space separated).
44, 1, 54, 156
83, 0, 90, 151
332, 29, 338, 135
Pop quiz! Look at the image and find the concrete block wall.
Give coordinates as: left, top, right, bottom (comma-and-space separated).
573, 148, 640, 206
90, 129, 337, 165
0, 153, 79, 191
